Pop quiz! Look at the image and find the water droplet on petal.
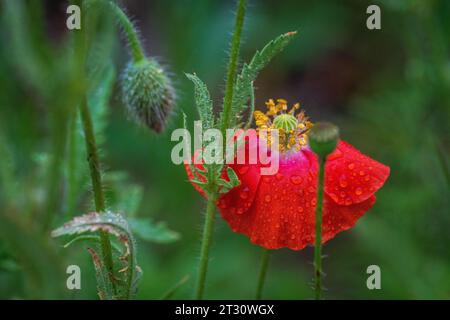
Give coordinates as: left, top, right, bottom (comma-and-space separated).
262, 176, 271, 183
237, 208, 244, 214
238, 166, 249, 175
355, 187, 362, 195
276, 173, 284, 181
239, 187, 250, 199
264, 195, 272, 202
298, 206, 304, 213
348, 163, 355, 170
359, 170, 365, 176
339, 176, 348, 188
290, 175, 302, 185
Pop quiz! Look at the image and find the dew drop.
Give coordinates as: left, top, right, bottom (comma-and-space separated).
290, 175, 302, 185
359, 170, 365, 176
239, 187, 249, 199
262, 176, 271, 183
237, 208, 244, 215
264, 195, 272, 203
355, 187, 362, 195
238, 166, 249, 175
339, 176, 348, 188
298, 206, 304, 213
348, 163, 355, 170
276, 173, 284, 181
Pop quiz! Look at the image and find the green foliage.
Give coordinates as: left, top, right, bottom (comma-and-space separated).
230, 31, 297, 126
128, 218, 180, 244
160, 275, 190, 300
186, 73, 215, 129
52, 211, 140, 299
87, 247, 114, 300
0, 214, 64, 298
218, 167, 241, 194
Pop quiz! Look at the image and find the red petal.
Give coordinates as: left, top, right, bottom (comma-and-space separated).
219, 150, 317, 250
185, 135, 389, 251
324, 141, 390, 206
322, 195, 376, 243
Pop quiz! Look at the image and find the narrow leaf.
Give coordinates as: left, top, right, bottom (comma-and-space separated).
87, 247, 114, 300
232, 31, 297, 124
186, 73, 214, 129
160, 275, 190, 300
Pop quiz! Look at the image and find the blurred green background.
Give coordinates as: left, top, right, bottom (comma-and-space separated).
0, 0, 449, 299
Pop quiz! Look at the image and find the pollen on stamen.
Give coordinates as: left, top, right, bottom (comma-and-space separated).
253, 99, 313, 152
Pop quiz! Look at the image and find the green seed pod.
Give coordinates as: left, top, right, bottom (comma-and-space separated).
121, 58, 175, 133
273, 114, 298, 132
308, 122, 339, 159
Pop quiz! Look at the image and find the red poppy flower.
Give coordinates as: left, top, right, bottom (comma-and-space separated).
186, 99, 390, 250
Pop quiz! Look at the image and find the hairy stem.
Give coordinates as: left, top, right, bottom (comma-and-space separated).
220, 0, 247, 135
255, 248, 271, 300
195, 192, 218, 299
109, 1, 145, 63
79, 97, 116, 295
314, 156, 325, 300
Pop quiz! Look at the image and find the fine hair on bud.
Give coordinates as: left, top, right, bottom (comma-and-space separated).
121, 58, 175, 133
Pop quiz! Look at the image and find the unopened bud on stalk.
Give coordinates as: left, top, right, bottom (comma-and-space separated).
121, 58, 175, 133
308, 122, 339, 159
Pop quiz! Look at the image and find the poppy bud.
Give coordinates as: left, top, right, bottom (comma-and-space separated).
121, 58, 175, 133
308, 122, 339, 159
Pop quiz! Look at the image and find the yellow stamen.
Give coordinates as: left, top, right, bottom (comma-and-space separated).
254, 98, 313, 152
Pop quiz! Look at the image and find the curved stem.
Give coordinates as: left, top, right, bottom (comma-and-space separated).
255, 248, 271, 300
314, 156, 325, 300
195, 192, 217, 299
79, 97, 117, 296
109, 1, 145, 63
220, 0, 247, 135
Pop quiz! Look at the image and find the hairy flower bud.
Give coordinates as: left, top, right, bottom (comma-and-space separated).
121, 58, 175, 133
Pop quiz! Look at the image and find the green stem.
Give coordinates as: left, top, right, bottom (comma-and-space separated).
220, 0, 247, 135
109, 1, 145, 63
79, 97, 117, 296
195, 192, 218, 299
255, 248, 271, 300
314, 156, 325, 300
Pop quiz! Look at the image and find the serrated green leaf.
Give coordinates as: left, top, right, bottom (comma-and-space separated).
128, 218, 180, 244
226, 167, 241, 187
87, 247, 114, 300
186, 73, 214, 129
52, 211, 139, 299
244, 82, 255, 129
231, 31, 297, 125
